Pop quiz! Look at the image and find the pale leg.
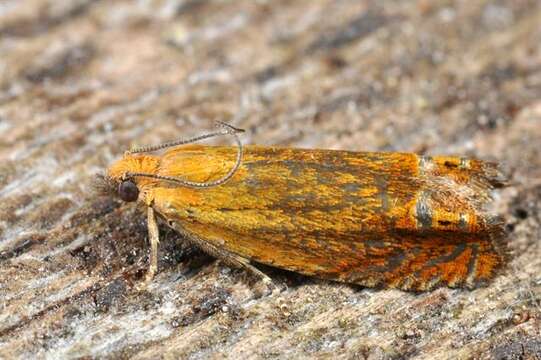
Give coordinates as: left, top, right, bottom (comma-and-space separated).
145, 206, 160, 283
168, 219, 275, 290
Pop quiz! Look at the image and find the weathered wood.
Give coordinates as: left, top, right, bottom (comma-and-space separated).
0, 1, 540, 359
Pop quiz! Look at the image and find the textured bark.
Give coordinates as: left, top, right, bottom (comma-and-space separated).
0, 1, 540, 359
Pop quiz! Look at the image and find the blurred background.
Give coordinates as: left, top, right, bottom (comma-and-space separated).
0, 1, 540, 359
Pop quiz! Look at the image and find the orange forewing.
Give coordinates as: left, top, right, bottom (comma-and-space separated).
107, 145, 507, 291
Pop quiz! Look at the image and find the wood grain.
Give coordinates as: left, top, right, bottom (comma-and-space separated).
0, 1, 540, 359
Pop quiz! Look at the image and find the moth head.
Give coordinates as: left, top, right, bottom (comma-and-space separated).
93, 172, 141, 202
117, 178, 139, 202
98, 153, 160, 202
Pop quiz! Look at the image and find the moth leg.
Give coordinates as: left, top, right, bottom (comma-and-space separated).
142, 206, 160, 285
168, 220, 273, 285
224, 255, 273, 286
206, 244, 273, 286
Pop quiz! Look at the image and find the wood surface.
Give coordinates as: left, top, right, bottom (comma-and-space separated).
0, 1, 540, 359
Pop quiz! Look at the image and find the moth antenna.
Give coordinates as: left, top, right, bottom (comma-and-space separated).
126, 122, 244, 188
128, 121, 244, 154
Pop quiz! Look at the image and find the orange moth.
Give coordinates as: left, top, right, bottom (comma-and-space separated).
101, 123, 507, 291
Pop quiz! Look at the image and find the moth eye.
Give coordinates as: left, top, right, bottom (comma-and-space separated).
118, 180, 139, 202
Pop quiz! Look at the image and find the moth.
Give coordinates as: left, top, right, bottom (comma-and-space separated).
100, 122, 507, 291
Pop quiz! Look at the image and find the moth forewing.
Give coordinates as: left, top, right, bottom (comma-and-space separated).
106, 141, 507, 292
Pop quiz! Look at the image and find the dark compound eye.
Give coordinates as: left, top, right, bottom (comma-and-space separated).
118, 180, 139, 202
